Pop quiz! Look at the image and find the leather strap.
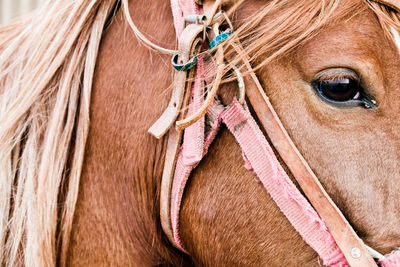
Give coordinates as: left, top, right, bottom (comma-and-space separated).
158, 25, 205, 246
160, 127, 183, 247
174, 2, 226, 131
159, 0, 223, 247
175, 47, 224, 131
372, 0, 400, 12
230, 42, 377, 267
149, 0, 223, 138
148, 24, 204, 138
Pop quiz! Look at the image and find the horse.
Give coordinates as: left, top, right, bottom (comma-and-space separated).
1, 0, 400, 266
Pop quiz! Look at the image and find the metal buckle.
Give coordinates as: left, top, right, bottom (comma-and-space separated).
185, 14, 206, 24
185, 14, 207, 40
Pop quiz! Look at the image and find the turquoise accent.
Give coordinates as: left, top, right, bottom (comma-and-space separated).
209, 32, 231, 49
171, 32, 232, 71
171, 53, 198, 71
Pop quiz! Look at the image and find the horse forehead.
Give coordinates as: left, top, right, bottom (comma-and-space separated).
292, 7, 399, 79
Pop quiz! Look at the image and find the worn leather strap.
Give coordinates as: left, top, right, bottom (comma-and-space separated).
148, 24, 204, 138
158, 24, 205, 246
160, 127, 183, 248
159, 0, 224, 248
372, 0, 400, 11
230, 41, 377, 267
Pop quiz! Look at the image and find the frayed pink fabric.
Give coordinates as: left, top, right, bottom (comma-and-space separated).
171, 0, 205, 166
170, 0, 200, 37
221, 100, 347, 267
170, 98, 348, 266
379, 250, 400, 267
242, 152, 253, 170
171, 102, 225, 252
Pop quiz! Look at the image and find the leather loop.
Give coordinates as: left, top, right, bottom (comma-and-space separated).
148, 24, 204, 138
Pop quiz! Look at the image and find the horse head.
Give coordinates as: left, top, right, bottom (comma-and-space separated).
0, 0, 399, 266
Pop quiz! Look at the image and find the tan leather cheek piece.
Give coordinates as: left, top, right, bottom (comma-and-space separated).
148, 24, 204, 138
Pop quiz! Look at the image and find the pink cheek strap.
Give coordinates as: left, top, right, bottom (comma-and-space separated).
170, 99, 347, 267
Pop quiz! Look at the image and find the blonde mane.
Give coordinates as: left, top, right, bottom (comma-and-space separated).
0, 0, 399, 266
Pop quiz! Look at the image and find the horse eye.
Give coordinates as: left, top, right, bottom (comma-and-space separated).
311, 69, 377, 109
318, 78, 360, 102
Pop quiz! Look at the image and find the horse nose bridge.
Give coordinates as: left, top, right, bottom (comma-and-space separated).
379, 124, 400, 172
383, 114, 400, 141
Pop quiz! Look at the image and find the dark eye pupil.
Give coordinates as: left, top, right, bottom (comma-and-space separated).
319, 78, 359, 101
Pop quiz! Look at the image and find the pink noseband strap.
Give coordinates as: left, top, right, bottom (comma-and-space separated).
170, 98, 348, 266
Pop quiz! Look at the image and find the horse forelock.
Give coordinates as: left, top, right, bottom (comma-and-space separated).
0, 0, 399, 266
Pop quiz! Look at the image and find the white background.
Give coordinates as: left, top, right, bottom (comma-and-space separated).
0, 0, 46, 25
